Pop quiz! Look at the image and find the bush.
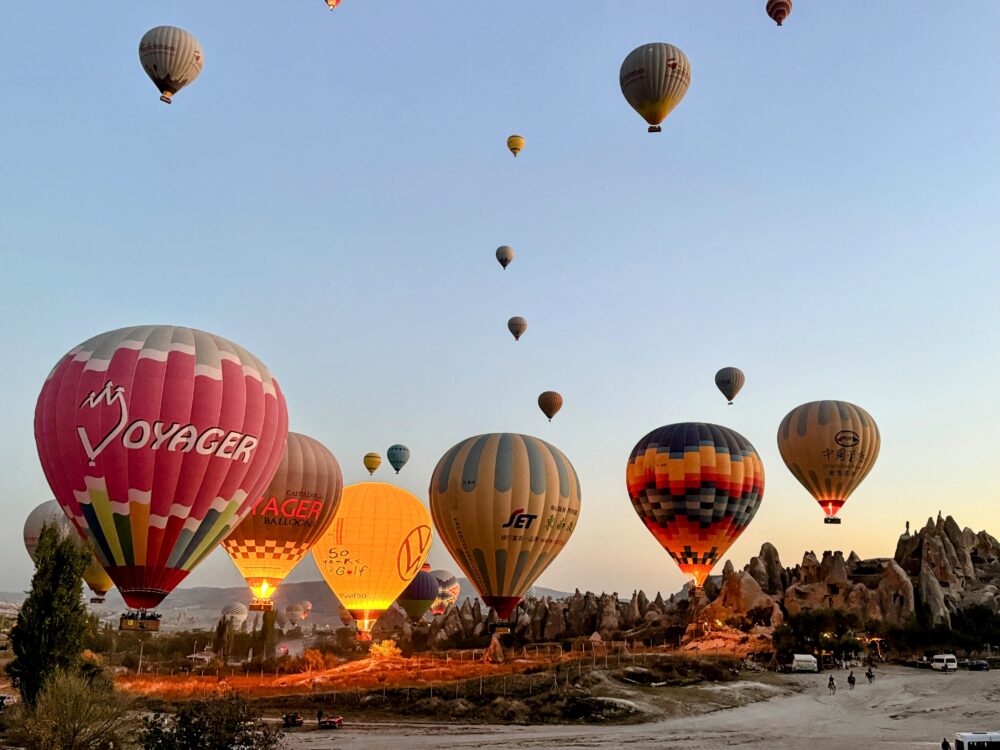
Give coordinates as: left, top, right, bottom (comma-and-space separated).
369, 639, 402, 659
139, 690, 283, 750
3, 670, 132, 750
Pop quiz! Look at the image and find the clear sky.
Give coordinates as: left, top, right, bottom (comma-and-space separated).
2, 2, 998, 599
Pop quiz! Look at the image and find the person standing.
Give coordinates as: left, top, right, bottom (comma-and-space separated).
317, 708, 324, 726
942, 739, 952, 750
828, 675, 837, 695
848, 671, 856, 690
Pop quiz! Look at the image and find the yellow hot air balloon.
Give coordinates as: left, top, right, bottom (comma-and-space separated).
777, 400, 881, 524
619, 43, 691, 133
222, 433, 344, 610
363, 452, 382, 475
429, 433, 581, 622
506, 135, 525, 157
138, 26, 204, 105
312, 483, 432, 640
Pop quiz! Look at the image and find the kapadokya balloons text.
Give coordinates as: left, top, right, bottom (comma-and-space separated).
363, 452, 382, 475
508, 317, 527, 341
312, 482, 432, 640
538, 391, 563, 421
387, 444, 410, 474
24, 499, 113, 603
429, 433, 582, 620
397, 564, 438, 620
620, 43, 691, 133
496, 246, 515, 270
506, 135, 525, 157
766, 0, 792, 26
139, 26, 204, 104
777, 400, 880, 523
34, 325, 289, 611
222, 432, 343, 609
715, 367, 746, 405
627, 423, 765, 588
430, 568, 460, 615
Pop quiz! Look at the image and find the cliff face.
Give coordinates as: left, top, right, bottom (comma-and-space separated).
373, 514, 999, 651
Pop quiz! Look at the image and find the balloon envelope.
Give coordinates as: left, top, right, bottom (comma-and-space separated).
312, 483, 432, 639
387, 444, 410, 474
496, 246, 515, 270
363, 453, 382, 475
766, 0, 792, 26
506, 135, 525, 157
715, 367, 746, 404
777, 400, 880, 520
537, 391, 563, 421
627, 423, 764, 587
24, 499, 113, 600
429, 569, 460, 615
139, 26, 204, 104
223, 433, 343, 605
397, 568, 438, 620
34, 325, 289, 610
619, 43, 691, 132
508, 317, 527, 341
429, 433, 581, 619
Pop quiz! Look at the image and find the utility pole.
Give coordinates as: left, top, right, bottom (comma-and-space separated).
138, 637, 145, 675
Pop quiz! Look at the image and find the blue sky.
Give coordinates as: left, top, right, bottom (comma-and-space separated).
2, 2, 999, 599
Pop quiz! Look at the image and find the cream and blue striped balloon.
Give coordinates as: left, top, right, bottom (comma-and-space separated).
429, 433, 581, 620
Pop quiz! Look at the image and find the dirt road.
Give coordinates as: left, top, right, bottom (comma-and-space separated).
295, 666, 1000, 749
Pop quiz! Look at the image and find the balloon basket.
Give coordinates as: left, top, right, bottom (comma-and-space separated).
824, 517, 842, 525
159, 94, 173, 104
90, 597, 105, 604
249, 598, 275, 612
120, 611, 161, 632
648, 125, 662, 133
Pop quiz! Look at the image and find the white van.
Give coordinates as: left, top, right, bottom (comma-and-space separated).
932, 653, 958, 672
955, 731, 1000, 749
791, 654, 819, 673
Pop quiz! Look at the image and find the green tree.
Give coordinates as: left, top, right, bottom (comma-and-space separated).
139, 690, 284, 750
7, 524, 90, 706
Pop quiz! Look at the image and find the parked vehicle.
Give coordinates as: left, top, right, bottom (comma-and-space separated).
318, 716, 343, 730
282, 713, 304, 728
955, 731, 1000, 749
932, 653, 958, 672
968, 660, 991, 672
791, 654, 819, 673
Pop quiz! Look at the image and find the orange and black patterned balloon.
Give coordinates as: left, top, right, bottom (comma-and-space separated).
777, 400, 880, 521
626, 423, 764, 588
766, 0, 792, 26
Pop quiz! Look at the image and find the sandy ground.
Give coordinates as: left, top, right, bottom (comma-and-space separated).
293, 666, 1000, 749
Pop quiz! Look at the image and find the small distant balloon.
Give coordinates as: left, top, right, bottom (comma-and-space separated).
387, 444, 410, 474
326, 0, 342, 9
715, 367, 746, 405
620, 43, 691, 133
538, 391, 563, 421
766, 0, 792, 26
496, 246, 515, 270
139, 26, 204, 105
508, 317, 527, 341
506, 135, 525, 157
363, 452, 382, 475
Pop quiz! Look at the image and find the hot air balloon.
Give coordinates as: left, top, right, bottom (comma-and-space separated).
429, 569, 460, 615
285, 604, 305, 623
429, 433, 581, 622
363, 453, 382, 475
777, 401, 880, 524
537, 392, 563, 421
766, 0, 792, 26
397, 564, 438, 620
387, 444, 410, 474
34, 325, 288, 629
312, 483, 432, 640
506, 135, 525, 157
298, 600, 313, 620
221, 602, 249, 628
620, 43, 691, 133
326, 0, 342, 8
24, 500, 114, 604
627, 423, 764, 589
508, 317, 527, 341
715, 367, 746, 405
223, 433, 343, 611
496, 246, 515, 270
138, 26, 204, 105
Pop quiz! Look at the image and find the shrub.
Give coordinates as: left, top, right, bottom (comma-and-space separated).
139, 690, 283, 750
369, 639, 402, 659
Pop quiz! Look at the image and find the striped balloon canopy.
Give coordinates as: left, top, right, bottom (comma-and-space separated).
626, 423, 764, 588
777, 400, 880, 523
34, 325, 288, 611
429, 433, 581, 620
429, 568, 460, 615
619, 43, 691, 133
